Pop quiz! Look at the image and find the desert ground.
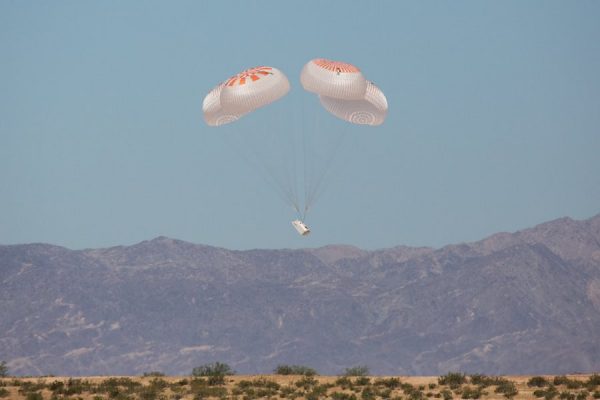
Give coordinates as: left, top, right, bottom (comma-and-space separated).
1, 373, 599, 400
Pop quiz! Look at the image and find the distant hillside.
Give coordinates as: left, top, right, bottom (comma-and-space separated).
1, 215, 599, 376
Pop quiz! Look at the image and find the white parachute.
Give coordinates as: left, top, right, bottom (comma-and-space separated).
319, 81, 388, 126
203, 60, 388, 236
203, 66, 289, 126
300, 58, 388, 125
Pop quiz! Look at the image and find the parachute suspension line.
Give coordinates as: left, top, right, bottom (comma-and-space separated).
304, 120, 349, 215
222, 121, 299, 214
301, 95, 310, 221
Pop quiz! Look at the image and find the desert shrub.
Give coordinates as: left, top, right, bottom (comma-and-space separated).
576, 391, 590, 400
344, 366, 370, 377
361, 386, 377, 400
440, 388, 453, 400
541, 386, 560, 400
26, 393, 43, 400
379, 388, 393, 399
48, 381, 65, 392
375, 378, 401, 389
593, 391, 600, 399
529, 377, 551, 387
554, 377, 571, 386
236, 377, 280, 397
274, 364, 317, 376
460, 386, 483, 399
148, 378, 168, 390
295, 375, 318, 389
429, 383, 437, 389
564, 379, 583, 390
408, 389, 426, 400
331, 392, 358, 400
137, 386, 160, 400
336, 377, 353, 389
495, 381, 518, 399
439, 373, 467, 389
588, 375, 600, 388
0, 388, 9, 398
280, 385, 298, 397
191, 362, 234, 383
559, 391, 575, 400
142, 371, 165, 377
355, 377, 371, 386
191, 385, 227, 399
95, 377, 141, 397
306, 384, 329, 400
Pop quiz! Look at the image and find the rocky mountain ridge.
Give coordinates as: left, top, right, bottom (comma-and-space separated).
1, 215, 599, 376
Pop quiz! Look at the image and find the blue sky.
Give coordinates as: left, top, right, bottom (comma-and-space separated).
1, 1, 599, 250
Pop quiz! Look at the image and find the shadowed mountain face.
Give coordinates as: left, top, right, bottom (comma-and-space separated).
1, 215, 600, 376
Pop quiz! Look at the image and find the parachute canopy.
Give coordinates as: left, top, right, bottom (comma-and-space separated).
300, 58, 367, 100
203, 66, 290, 126
319, 81, 388, 126
300, 58, 388, 126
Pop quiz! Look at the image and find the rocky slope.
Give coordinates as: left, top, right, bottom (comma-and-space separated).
1, 215, 599, 376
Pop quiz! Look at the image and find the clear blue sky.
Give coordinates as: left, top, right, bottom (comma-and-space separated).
1, 1, 599, 250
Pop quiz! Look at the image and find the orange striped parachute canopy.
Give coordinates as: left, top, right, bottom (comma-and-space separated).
300, 58, 367, 100
203, 66, 290, 126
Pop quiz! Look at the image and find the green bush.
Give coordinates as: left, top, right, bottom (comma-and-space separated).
336, 377, 353, 389
593, 390, 600, 399
274, 364, 318, 376
0, 388, 9, 398
295, 376, 318, 389
374, 378, 401, 389
355, 377, 371, 386
460, 386, 483, 399
529, 377, 551, 387
495, 381, 518, 399
576, 391, 590, 400
191, 362, 234, 378
361, 386, 376, 400
554, 377, 571, 386
25, 393, 43, 400
440, 388, 453, 400
559, 391, 575, 400
344, 366, 370, 377
142, 371, 165, 377
588, 375, 600, 387
439, 373, 467, 388
537, 385, 559, 400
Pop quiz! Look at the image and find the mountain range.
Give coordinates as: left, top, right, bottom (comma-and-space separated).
1, 214, 600, 376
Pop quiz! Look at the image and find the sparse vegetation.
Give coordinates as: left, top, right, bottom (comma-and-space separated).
191, 361, 234, 386
344, 366, 370, 377
0, 362, 8, 378
0, 373, 595, 399
274, 364, 318, 376
439, 372, 468, 389
529, 377, 551, 387
142, 371, 165, 377
495, 381, 518, 399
